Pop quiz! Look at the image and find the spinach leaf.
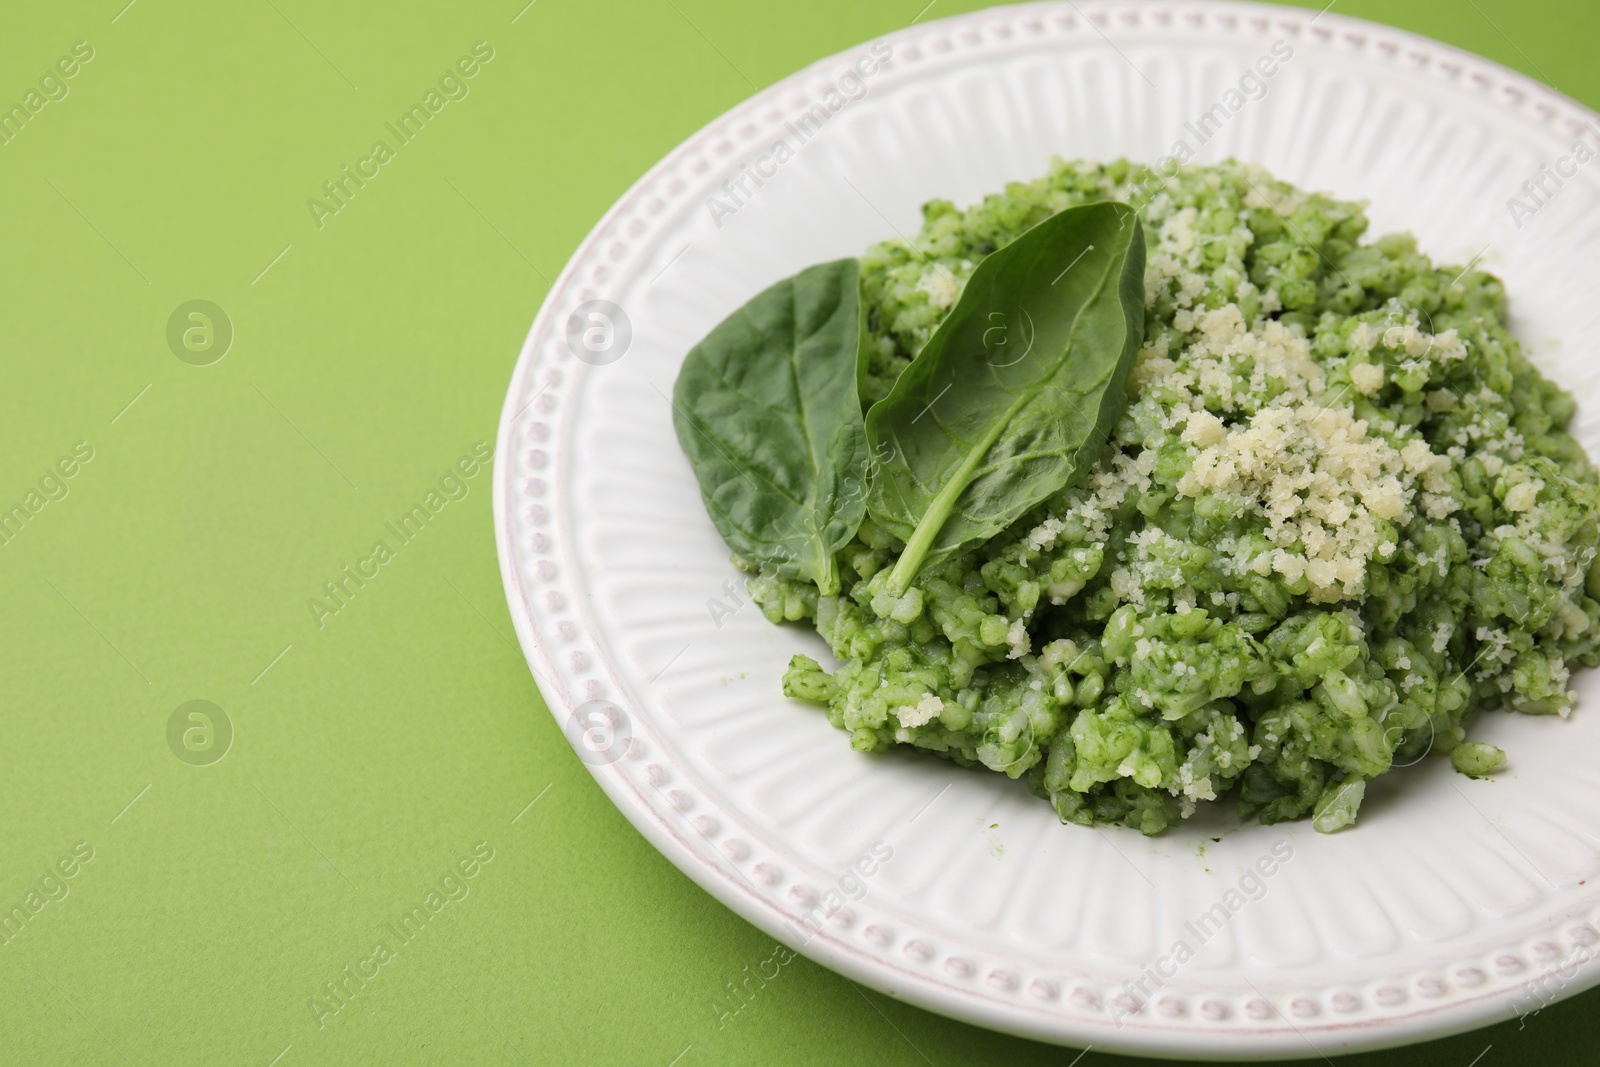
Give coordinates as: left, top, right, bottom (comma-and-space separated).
672, 258, 868, 596
866, 201, 1146, 593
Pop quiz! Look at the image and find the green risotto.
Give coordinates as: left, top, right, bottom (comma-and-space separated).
681, 158, 1600, 834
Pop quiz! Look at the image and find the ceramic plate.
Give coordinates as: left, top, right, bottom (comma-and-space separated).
493, 1, 1600, 1057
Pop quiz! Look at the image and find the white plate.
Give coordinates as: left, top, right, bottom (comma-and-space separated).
493, 1, 1600, 1057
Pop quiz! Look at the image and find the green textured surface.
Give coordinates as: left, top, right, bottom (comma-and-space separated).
1, 0, 1593, 1063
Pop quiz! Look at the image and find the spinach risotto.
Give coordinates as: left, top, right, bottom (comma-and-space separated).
671, 158, 1600, 834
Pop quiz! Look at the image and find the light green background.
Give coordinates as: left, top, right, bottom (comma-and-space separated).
2, 0, 1594, 1063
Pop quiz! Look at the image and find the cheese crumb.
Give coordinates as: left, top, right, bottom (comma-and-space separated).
1005, 618, 1031, 660
1349, 362, 1384, 395
894, 693, 944, 728
1505, 481, 1542, 513
1182, 410, 1227, 447
916, 266, 964, 309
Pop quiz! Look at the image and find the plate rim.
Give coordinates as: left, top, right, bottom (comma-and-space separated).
493, 1, 1600, 1057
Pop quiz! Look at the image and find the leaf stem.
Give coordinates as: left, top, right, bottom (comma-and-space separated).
817, 547, 840, 597
885, 468, 967, 594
